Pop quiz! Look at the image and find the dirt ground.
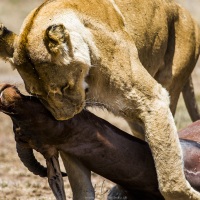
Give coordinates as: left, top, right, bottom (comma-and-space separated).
0, 0, 200, 199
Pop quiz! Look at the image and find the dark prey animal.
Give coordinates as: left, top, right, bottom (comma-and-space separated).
1, 83, 200, 200
0, 84, 67, 200
1, 1, 200, 198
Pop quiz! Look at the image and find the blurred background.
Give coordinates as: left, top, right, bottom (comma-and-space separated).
0, 0, 200, 199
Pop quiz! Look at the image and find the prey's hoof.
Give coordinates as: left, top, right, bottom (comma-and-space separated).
107, 185, 128, 200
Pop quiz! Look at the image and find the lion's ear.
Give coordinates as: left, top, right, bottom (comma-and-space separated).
44, 24, 74, 65
0, 23, 17, 60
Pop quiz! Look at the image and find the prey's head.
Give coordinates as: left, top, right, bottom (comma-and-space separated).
0, 83, 48, 120
0, 84, 23, 115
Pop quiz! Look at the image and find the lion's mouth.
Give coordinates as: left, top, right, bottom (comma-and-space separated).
41, 99, 85, 121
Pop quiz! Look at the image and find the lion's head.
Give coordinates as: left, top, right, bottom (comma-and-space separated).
0, 6, 93, 120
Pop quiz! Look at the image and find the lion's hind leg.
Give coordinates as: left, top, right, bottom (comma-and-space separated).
182, 76, 200, 122
155, 6, 200, 121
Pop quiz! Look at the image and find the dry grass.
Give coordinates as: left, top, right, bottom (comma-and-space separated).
0, 0, 200, 199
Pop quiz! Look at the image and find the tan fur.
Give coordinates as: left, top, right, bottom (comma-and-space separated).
0, 0, 200, 199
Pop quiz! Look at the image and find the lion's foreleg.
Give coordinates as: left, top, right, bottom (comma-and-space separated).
60, 152, 95, 200
138, 86, 200, 200
122, 53, 200, 199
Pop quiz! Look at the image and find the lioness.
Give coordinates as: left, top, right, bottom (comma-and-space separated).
0, 0, 200, 199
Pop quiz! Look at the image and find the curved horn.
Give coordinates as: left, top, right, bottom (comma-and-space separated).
16, 143, 67, 177
16, 143, 48, 177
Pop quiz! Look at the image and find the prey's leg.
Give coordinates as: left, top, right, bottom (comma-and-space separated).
60, 152, 95, 200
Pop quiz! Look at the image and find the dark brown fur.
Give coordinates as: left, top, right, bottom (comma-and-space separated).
1, 84, 200, 199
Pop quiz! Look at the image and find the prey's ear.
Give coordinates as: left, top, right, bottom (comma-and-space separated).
0, 23, 17, 60
44, 24, 74, 65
